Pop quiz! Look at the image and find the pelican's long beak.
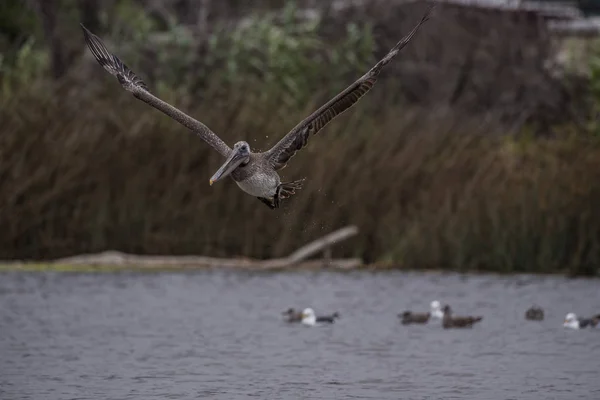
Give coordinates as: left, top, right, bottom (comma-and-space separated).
209, 149, 246, 185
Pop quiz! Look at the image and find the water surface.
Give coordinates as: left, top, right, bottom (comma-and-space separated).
1, 270, 599, 399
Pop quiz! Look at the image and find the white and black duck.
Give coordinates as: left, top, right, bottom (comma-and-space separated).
300, 308, 340, 326
563, 313, 600, 329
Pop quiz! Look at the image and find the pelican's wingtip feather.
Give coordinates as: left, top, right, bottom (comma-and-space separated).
81, 24, 148, 92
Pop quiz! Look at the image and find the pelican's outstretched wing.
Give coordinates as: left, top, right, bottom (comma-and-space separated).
81, 25, 232, 158
265, 6, 435, 170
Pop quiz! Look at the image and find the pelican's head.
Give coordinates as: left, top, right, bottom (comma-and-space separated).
431, 300, 441, 310
301, 308, 317, 326
209, 141, 251, 185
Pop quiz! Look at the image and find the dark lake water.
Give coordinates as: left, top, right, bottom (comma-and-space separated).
1, 270, 599, 399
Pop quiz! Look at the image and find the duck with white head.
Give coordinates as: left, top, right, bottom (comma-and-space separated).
300, 308, 339, 326
563, 312, 599, 329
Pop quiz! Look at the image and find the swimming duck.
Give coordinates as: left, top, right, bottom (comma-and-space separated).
282, 308, 303, 323
300, 308, 339, 326
399, 311, 431, 325
442, 305, 483, 329
563, 313, 600, 329
525, 306, 544, 321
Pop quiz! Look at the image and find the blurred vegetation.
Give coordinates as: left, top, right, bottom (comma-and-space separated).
1, 0, 600, 276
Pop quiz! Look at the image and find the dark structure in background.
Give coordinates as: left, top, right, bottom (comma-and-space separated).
577, 0, 600, 16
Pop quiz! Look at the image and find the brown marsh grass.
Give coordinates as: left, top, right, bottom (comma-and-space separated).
1, 75, 599, 276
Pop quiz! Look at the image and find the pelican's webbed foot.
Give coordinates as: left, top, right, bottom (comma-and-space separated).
277, 179, 305, 202
257, 179, 305, 210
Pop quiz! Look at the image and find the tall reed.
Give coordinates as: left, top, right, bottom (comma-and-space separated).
1, 76, 599, 275
1, 0, 598, 275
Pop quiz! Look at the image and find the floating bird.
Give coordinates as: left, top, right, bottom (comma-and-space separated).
525, 306, 544, 321
282, 308, 303, 323
430, 300, 444, 319
316, 312, 340, 324
563, 313, 600, 330
442, 305, 483, 329
80, 6, 435, 209
300, 308, 339, 326
399, 310, 430, 325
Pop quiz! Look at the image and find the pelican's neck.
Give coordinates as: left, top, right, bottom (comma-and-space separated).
241, 153, 251, 165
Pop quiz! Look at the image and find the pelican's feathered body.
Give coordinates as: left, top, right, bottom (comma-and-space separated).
81, 7, 434, 209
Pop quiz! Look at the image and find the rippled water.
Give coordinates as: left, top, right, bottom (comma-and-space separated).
1, 270, 599, 399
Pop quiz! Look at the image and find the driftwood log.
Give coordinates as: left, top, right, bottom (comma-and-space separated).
23, 226, 361, 270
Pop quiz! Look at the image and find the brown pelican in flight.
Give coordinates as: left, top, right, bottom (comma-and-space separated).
81, 6, 434, 209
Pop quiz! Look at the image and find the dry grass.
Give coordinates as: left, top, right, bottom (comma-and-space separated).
1, 74, 599, 275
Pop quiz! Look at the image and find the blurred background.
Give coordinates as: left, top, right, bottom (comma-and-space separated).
2, 0, 600, 276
